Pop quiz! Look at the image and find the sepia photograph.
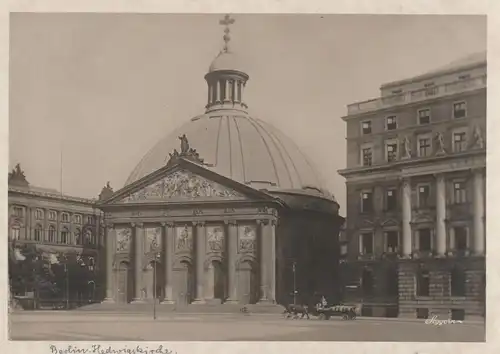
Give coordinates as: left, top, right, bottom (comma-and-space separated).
7, 12, 487, 343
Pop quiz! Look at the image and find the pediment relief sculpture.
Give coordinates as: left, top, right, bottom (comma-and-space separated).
120, 170, 245, 203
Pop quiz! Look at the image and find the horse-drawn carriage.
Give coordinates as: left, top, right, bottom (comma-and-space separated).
283, 303, 357, 320
312, 304, 357, 320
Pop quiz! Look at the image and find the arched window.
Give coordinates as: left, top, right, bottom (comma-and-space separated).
84, 229, 92, 245
48, 225, 56, 243
74, 228, 81, 245
61, 227, 69, 244
450, 267, 466, 297
416, 269, 430, 296
74, 214, 82, 224
34, 224, 43, 242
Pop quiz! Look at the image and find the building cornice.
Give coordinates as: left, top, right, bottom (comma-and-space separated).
8, 186, 96, 206
343, 75, 486, 119
338, 149, 486, 181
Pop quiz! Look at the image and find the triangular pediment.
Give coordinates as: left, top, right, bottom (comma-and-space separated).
381, 218, 399, 227
103, 159, 275, 205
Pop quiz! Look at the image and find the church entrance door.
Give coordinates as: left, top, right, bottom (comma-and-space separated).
116, 261, 131, 304
238, 261, 258, 305
175, 261, 193, 306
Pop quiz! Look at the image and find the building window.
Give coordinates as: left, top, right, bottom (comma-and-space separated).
362, 147, 373, 166
48, 211, 57, 221
362, 268, 374, 297
35, 209, 44, 220
34, 224, 43, 242
61, 213, 70, 223
87, 216, 95, 225
84, 229, 92, 245
387, 268, 399, 296
385, 231, 399, 253
386, 116, 397, 130
453, 131, 467, 152
454, 227, 468, 250
453, 101, 467, 119
11, 226, 21, 240
418, 229, 432, 252
386, 141, 398, 162
416, 270, 430, 296
450, 267, 466, 297
74, 214, 82, 224
451, 309, 465, 321
418, 185, 431, 208
74, 228, 81, 245
458, 74, 470, 80
48, 225, 56, 243
61, 227, 69, 244
360, 232, 374, 255
340, 244, 348, 256
453, 181, 467, 204
12, 206, 23, 217
361, 191, 373, 213
386, 189, 397, 211
416, 308, 429, 319
418, 136, 431, 157
418, 109, 431, 125
361, 121, 372, 135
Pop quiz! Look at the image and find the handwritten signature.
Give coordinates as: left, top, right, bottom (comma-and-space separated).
425, 316, 464, 326
50, 344, 176, 354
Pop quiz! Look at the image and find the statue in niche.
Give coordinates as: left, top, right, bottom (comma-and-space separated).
402, 136, 412, 159
471, 125, 485, 149
435, 132, 446, 155
179, 134, 190, 154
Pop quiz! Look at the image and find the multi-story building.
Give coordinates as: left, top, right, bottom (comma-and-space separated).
338, 52, 486, 321
8, 163, 104, 301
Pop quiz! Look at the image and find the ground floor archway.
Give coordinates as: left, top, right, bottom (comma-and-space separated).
238, 260, 259, 305
115, 261, 133, 304
173, 260, 194, 306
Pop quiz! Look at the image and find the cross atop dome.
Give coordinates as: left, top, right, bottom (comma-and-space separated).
219, 14, 235, 52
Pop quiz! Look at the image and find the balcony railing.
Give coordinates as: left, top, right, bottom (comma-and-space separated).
347, 75, 486, 115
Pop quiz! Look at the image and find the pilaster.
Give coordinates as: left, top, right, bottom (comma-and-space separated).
435, 174, 447, 257
401, 179, 412, 257
131, 222, 145, 303
161, 222, 175, 304
225, 219, 239, 304
103, 223, 115, 303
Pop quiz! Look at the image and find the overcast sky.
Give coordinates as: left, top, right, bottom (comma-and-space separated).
9, 14, 486, 212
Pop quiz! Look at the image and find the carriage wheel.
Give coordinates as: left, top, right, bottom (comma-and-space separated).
318, 313, 327, 320
342, 314, 348, 320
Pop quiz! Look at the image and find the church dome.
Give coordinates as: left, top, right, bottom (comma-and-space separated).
209, 51, 245, 73
125, 111, 330, 198
124, 15, 335, 203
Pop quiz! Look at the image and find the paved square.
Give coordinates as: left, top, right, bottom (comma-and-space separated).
8, 312, 485, 342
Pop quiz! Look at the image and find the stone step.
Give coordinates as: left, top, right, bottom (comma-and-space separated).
75, 301, 284, 314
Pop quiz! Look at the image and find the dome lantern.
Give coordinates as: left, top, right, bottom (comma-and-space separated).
205, 14, 249, 113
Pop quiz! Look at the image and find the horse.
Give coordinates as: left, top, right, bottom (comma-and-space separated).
283, 304, 310, 319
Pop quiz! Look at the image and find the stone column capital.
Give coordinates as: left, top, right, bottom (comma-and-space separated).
256, 219, 270, 226
193, 221, 206, 227
105, 222, 114, 229
224, 219, 238, 226
131, 222, 143, 228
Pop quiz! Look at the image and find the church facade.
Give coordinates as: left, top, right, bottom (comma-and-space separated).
96, 17, 344, 308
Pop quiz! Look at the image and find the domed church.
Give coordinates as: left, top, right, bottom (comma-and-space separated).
98, 15, 344, 309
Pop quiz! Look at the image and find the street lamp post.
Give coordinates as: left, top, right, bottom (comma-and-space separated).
64, 258, 69, 310
293, 261, 297, 306
153, 252, 160, 320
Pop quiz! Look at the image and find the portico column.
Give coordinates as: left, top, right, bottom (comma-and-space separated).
401, 179, 412, 257
193, 221, 206, 304
225, 220, 238, 303
132, 223, 145, 303
161, 222, 174, 304
103, 224, 115, 302
216, 80, 221, 103
473, 169, 485, 255
258, 220, 269, 302
224, 80, 230, 102
269, 219, 277, 303
435, 174, 447, 257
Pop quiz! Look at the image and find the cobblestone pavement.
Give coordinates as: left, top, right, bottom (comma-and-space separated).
8, 312, 485, 342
